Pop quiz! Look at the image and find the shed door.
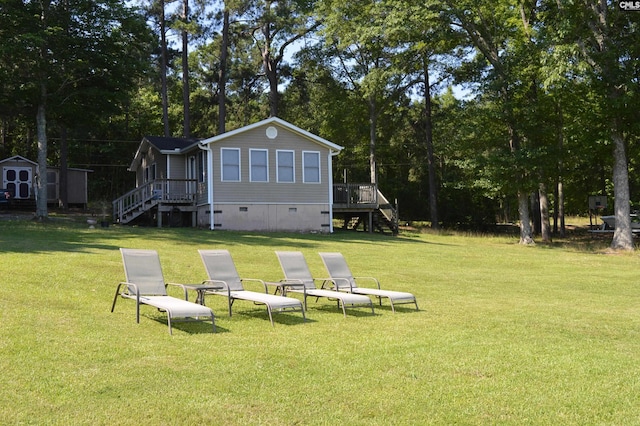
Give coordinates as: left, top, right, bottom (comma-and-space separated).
3, 167, 32, 199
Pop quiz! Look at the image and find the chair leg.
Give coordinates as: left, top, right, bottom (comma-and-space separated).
110, 283, 124, 312
167, 315, 173, 335
389, 298, 396, 313
266, 306, 274, 327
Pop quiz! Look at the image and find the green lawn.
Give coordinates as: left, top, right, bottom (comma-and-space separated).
1, 218, 639, 425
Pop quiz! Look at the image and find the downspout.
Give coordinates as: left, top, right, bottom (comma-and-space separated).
199, 142, 215, 230
328, 150, 340, 233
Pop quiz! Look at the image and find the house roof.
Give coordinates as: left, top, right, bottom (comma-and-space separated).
199, 117, 344, 153
144, 136, 202, 152
129, 136, 202, 171
0, 155, 92, 172
0, 155, 36, 166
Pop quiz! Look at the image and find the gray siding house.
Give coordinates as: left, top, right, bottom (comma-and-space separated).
114, 117, 344, 233
199, 117, 343, 232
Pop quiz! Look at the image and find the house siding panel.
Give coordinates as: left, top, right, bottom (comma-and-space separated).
167, 154, 186, 179
197, 203, 331, 232
211, 125, 331, 204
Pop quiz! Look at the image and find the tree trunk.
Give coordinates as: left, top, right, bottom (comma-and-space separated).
263, 51, 279, 117
1, 119, 6, 149
59, 126, 68, 211
508, 115, 534, 245
611, 127, 633, 250
423, 55, 439, 229
181, 0, 190, 138
218, 9, 229, 134
160, 0, 170, 136
369, 95, 377, 185
518, 190, 534, 245
554, 101, 565, 237
259, 12, 279, 118
554, 179, 566, 238
530, 191, 541, 234
36, 84, 48, 220
539, 183, 551, 242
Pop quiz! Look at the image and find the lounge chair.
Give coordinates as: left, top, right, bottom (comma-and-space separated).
111, 248, 216, 334
197, 249, 305, 326
275, 251, 374, 316
319, 252, 419, 313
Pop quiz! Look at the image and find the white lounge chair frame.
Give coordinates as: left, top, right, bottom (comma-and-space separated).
198, 249, 306, 326
275, 251, 374, 316
111, 249, 216, 334
319, 252, 419, 313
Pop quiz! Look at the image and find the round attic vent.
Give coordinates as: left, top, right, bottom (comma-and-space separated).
266, 126, 278, 139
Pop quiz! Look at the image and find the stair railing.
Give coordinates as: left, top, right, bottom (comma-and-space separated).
376, 189, 398, 234
113, 179, 199, 224
112, 181, 156, 223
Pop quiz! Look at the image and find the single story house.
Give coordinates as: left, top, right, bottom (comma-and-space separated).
114, 117, 344, 233
199, 117, 344, 232
0, 155, 92, 207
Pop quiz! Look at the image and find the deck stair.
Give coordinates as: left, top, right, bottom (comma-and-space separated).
332, 183, 398, 235
113, 179, 197, 225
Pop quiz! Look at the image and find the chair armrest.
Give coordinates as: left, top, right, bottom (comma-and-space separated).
279, 279, 307, 295
118, 281, 139, 296
354, 276, 381, 289
317, 277, 341, 290
166, 282, 190, 300
165, 283, 197, 302
241, 278, 269, 294
111, 281, 138, 312
326, 277, 350, 290
202, 279, 230, 296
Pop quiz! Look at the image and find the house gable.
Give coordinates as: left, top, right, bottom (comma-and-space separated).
200, 118, 343, 205
197, 117, 343, 232
199, 117, 343, 153
129, 136, 203, 185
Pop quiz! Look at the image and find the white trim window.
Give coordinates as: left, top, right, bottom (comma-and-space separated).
303, 151, 321, 183
144, 163, 157, 183
221, 148, 241, 182
249, 149, 269, 182
276, 150, 295, 183
197, 151, 207, 183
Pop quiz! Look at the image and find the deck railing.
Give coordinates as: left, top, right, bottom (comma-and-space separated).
333, 183, 377, 206
113, 179, 197, 223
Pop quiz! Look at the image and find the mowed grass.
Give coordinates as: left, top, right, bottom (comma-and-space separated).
1, 218, 640, 425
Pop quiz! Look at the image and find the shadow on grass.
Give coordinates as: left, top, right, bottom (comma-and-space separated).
0, 220, 450, 255
302, 303, 377, 318
368, 304, 422, 315
227, 308, 313, 326
146, 315, 224, 335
